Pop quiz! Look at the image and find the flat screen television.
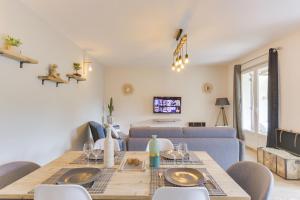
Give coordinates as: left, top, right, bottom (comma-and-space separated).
153, 96, 181, 114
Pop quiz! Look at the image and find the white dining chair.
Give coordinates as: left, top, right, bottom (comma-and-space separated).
94, 138, 121, 151
153, 187, 210, 200
145, 138, 174, 152
34, 184, 92, 200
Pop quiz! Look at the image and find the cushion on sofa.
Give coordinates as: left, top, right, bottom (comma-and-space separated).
129, 127, 183, 138
183, 127, 236, 138
89, 121, 106, 141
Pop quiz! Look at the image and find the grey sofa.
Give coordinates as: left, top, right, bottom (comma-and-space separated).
127, 127, 244, 170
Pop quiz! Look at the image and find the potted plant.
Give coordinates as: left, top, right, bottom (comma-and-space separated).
73, 63, 81, 77
3, 35, 22, 52
107, 97, 114, 124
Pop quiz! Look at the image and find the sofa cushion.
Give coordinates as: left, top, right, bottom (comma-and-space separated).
183, 127, 236, 138
129, 127, 183, 138
89, 121, 106, 141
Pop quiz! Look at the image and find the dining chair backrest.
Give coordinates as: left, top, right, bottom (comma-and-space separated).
34, 184, 92, 200
226, 161, 274, 200
153, 187, 210, 200
0, 161, 40, 189
94, 138, 121, 151
145, 138, 174, 152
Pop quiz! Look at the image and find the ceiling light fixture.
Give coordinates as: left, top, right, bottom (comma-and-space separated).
171, 29, 189, 72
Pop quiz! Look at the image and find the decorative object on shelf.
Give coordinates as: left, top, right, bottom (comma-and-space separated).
202, 82, 213, 94
38, 64, 67, 87
3, 35, 22, 52
107, 97, 114, 124
171, 29, 189, 72
215, 97, 230, 126
66, 62, 86, 83
104, 125, 115, 168
122, 83, 134, 95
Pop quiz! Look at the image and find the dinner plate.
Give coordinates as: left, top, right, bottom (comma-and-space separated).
56, 168, 101, 188
164, 168, 205, 187
160, 150, 183, 160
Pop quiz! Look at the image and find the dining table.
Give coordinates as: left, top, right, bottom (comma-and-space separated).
0, 151, 250, 200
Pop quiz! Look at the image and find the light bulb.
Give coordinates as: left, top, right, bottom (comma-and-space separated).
180, 64, 184, 69
88, 65, 93, 72
175, 57, 179, 66
176, 67, 181, 72
171, 66, 176, 71
178, 55, 182, 65
184, 54, 189, 64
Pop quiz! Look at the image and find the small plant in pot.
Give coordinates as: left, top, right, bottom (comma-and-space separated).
107, 97, 114, 124
73, 63, 82, 77
3, 35, 22, 51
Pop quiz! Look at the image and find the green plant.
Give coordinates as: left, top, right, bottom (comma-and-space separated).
107, 97, 114, 116
3, 35, 22, 47
73, 63, 81, 71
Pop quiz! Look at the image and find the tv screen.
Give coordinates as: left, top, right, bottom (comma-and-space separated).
153, 97, 181, 114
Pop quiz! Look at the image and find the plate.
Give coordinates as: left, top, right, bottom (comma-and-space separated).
56, 168, 101, 188
164, 168, 205, 187
160, 150, 183, 160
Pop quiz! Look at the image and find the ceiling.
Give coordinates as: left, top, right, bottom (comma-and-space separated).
20, 0, 300, 68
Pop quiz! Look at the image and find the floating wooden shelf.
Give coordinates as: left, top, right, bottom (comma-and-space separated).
0, 48, 38, 68
66, 74, 86, 83
38, 76, 67, 87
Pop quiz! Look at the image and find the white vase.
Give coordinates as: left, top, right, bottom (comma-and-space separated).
107, 115, 113, 125
104, 126, 114, 168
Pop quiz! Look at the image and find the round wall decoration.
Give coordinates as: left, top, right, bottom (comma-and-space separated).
202, 82, 213, 94
122, 83, 134, 95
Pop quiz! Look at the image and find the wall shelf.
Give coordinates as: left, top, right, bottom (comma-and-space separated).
0, 48, 38, 68
38, 76, 67, 87
66, 74, 86, 83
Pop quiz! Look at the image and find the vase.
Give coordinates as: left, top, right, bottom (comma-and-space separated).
107, 115, 113, 125
104, 126, 114, 168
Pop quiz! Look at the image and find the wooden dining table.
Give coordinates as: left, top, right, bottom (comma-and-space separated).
0, 151, 250, 200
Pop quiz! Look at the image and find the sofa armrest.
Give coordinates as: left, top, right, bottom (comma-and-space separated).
238, 139, 245, 161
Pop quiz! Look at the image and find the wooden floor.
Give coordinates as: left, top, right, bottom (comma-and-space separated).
245, 148, 300, 200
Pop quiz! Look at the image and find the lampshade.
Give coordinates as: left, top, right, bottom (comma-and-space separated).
215, 98, 230, 106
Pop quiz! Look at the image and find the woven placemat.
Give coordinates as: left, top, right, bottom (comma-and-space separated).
70, 151, 125, 165
160, 152, 204, 165
150, 168, 226, 196
29, 168, 115, 194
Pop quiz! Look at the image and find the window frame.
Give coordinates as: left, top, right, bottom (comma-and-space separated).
241, 61, 268, 135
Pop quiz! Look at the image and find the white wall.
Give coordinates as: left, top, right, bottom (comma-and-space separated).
227, 29, 300, 149
0, 0, 104, 165
104, 65, 229, 133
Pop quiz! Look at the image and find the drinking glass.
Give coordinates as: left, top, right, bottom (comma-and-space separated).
181, 143, 189, 160
92, 149, 102, 163
83, 142, 93, 161
175, 144, 184, 166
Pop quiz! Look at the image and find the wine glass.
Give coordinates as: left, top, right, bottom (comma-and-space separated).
92, 149, 102, 163
174, 144, 184, 166
83, 142, 93, 161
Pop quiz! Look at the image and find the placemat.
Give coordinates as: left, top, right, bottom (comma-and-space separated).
70, 151, 125, 165
160, 152, 204, 165
29, 168, 115, 194
150, 168, 226, 196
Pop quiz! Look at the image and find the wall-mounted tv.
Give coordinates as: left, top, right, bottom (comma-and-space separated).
153, 97, 181, 114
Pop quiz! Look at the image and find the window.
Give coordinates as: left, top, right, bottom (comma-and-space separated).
242, 64, 268, 134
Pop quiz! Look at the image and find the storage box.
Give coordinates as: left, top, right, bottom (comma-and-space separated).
257, 147, 300, 180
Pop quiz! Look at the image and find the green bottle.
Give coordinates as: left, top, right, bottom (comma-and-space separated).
149, 135, 160, 168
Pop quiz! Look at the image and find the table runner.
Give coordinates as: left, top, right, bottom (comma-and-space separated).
29, 168, 115, 194
150, 168, 226, 196
160, 152, 204, 165
70, 151, 125, 165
